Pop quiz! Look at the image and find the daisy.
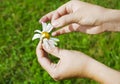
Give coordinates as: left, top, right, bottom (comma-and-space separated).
32, 22, 59, 48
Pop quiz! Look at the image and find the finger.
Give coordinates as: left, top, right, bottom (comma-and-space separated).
36, 40, 56, 73
74, 25, 103, 34
52, 24, 103, 35
85, 26, 103, 34
39, 11, 55, 23
52, 13, 77, 28
42, 42, 62, 58
52, 23, 80, 36
51, 3, 71, 23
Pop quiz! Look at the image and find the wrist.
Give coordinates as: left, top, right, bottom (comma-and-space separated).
101, 9, 120, 32
103, 9, 120, 23
102, 21, 120, 32
86, 58, 120, 84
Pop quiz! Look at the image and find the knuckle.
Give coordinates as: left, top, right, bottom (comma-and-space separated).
49, 48, 56, 54
50, 47, 58, 54
51, 73, 61, 81
50, 68, 62, 81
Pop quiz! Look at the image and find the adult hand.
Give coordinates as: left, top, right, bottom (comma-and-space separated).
40, 0, 120, 35
36, 41, 91, 80
36, 41, 120, 83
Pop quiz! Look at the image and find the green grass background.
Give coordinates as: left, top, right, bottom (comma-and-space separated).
0, 0, 120, 84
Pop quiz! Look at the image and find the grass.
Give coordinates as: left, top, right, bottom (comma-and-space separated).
0, 0, 120, 84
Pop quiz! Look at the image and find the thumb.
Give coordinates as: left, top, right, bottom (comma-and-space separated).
42, 43, 62, 58
52, 13, 77, 28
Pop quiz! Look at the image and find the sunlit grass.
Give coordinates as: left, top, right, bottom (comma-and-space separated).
0, 0, 120, 84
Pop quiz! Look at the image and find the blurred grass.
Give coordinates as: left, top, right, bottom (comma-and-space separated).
0, 0, 120, 84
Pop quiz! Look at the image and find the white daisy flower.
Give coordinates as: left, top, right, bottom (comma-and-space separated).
32, 22, 59, 48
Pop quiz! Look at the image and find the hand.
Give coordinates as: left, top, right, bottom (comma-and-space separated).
36, 41, 120, 83
40, 0, 109, 35
40, 0, 120, 35
36, 41, 91, 80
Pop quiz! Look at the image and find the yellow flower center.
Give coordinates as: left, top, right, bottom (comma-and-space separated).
42, 32, 50, 39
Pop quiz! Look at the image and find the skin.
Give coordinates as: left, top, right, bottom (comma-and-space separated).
40, 0, 120, 35
37, 0, 120, 84
36, 41, 120, 84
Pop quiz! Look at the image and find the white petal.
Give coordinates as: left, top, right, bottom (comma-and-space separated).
49, 39, 57, 45
48, 40, 55, 48
32, 34, 41, 40
50, 37, 59, 42
40, 36, 43, 41
42, 22, 47, 31
34, 30, 42, 33
43, 38, 49, 49
46, 23, 53, 32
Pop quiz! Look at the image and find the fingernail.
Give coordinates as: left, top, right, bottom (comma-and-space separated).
52, 21, 59, 27
52, 32, 56, 36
